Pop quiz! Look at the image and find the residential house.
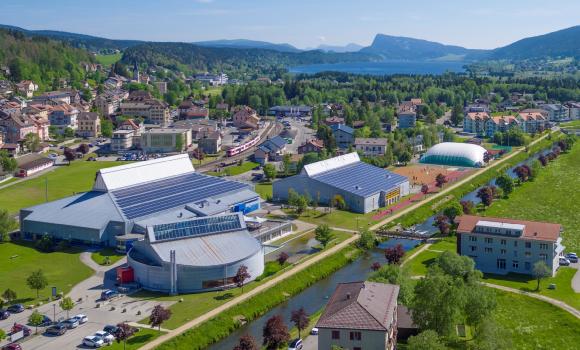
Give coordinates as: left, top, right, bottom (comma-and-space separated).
49, 104, 79, 133
178, 102, 209, 120
253, 136, 287, 165
269, 105, 312, 118
539, 103, 568, 121
77, 112, 101, 138
516, 112, 547, 134
0, 110, 36, 143
397, 110, 417, 129
463, 112, 490, 135
485, 116, 519, 137
94, 89, 127, 116
297, 139, 324, 154
411, 135, 424, 153
15, 80, 38, 98
316, 281, 399, 350
154, 81, 167, 94
194, 73, 228, 86
216, 103, 229, 112
120, 91, 171, 126
354, 138, 388, 156
118, 119, 145, 149
330, 124, 355, 149
324, 116, 345, 127
173, 119, 218, 140
564, 102, 580, 120
232, 106, 260, 130
198, 131, 222, 154
457, 215, 565, 277
141, 128, 192, 153
111, 129, 134, 151
17, 157, 54, 177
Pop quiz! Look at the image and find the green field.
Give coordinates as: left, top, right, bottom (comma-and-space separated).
560, 120, 580, 129
254, 182, 272, 199
0, 241, 93, 304
108, 328, 164, 350
95, 53, 123, 65
282, 208, 376, 231
0, 161, 127, 214
207, 161, 260, 177
91, 247, 126, 266
406, 237, 457, 276
493, 289, 580, 349
485, 142, 580, 252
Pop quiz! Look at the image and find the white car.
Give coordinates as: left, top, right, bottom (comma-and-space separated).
559, 257, 571, 266
94, 330, 114, 344
74, 314, 88, 324
83, 336, 104, 348
310, 327, 319, 335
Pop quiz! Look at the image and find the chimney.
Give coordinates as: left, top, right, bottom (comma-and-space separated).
346, 292, 351, 300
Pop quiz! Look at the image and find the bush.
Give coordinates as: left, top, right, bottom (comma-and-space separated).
35, 234, 55, 252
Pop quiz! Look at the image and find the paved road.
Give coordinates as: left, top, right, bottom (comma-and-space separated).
570, 262, 580, 293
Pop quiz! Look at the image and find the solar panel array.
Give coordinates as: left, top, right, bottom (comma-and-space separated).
152, 214, 243, 241
311, 161, 408, 197
111, 172, 248, 219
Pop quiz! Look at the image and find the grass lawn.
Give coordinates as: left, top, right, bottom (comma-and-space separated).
560, 120, 580, 128
485, 142, 580, 252
493, 289, 580, 349
203, 86, 223, 96
0, 241, 93, 304
483, 267, 580, 310
207, 161, 259, 177
191, 154, 221, 166
91, 247, 126, 266
254, 182, 272, 200
95, 53, 122, 65
108, 328, 165, 350
0, 161, 127, 214
406, 237, 457, 276
283, 208, 376, 231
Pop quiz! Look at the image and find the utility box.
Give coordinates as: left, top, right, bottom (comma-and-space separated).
116, 266, 134, 284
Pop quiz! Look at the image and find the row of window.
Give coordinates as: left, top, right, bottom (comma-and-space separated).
469, 246, 549, 260
332, 330, 362, 342
497, 259, 533, 270
468, 236, 549, 249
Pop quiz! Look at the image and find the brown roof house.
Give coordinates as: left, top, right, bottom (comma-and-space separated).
316, 281, 399, 350
232, 106, 260, 130
297, 139, 324, 154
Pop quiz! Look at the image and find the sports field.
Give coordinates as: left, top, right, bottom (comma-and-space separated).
391, 164, 474, 189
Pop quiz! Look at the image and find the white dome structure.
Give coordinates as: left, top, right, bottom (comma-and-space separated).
420, 142, 487, 167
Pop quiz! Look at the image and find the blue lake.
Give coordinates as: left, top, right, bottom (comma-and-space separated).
289, 60, 467, 75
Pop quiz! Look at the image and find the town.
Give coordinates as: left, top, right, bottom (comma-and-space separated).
0, 3, 580, 350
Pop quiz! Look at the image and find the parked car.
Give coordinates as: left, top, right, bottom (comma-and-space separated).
82, 336, 104, 348
45, 323, 67, 336
0, 309, 9, 320
7, 304, 24, 313
11, 324, 31, 337
103, 325, 119, 335
63, 318, 80, 329
94, 330, 114, 344
559, 257, 571, 266
1, 344, 22, 350
100, 289, 118, 300
48, 153, 58, 159
73, 314, 88, 324
566, 253, 578, 263
34, 315, 52, 327
86, 157, 96, 161
288, 338, 303, 350
310, 327, 319, 335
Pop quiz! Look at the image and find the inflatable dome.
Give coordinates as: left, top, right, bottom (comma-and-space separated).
420, 142, 486, 167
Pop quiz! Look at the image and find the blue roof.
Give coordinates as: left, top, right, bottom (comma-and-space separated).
258, 136, 286, 153
310, 161, 408, 197
330, 124, 354, 135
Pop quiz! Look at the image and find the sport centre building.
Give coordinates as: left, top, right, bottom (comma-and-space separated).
420, 142, 487, 167
19, 154, 267, 293
272, 153, 409, 213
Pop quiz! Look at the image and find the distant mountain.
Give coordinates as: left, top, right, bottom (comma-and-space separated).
0, 24, 144, 50
360, 34, 488, 61
491, 25, 580, 60
316, 43, 364, 53
193, 39, 301, 53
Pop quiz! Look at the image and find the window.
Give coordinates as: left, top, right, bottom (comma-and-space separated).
512, 261, 519, 268
525, 242, 532, 249
525, 262, 531, 270
485, 237, 493, 244
501, 249, 506, 255
539, 253, 548, 262
332, 331, 340, 340
484, 247, 493, 253
514, 241, 518, 247
539, 243, 548, 250
513, 251, 518, 257
497, 259, 506, 269
470, 246, 477, 252
525, 251, 531, 257
469, 236, 477, 242
354, 348, 361, 350
501, 239, 507, 245
350, 331, 362, 341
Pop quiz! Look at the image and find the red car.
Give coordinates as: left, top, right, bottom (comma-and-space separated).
2, 344, 22, 350
11, 323, 31, 337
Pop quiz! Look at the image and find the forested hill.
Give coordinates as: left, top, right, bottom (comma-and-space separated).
491, 25, 580, 60
121, 42, 379, 77
0, 29, 95, 90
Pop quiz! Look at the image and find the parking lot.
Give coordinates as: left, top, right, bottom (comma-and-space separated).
278, 116, 315, 153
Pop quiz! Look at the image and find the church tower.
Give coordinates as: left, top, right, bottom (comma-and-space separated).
133, 61, 140, 82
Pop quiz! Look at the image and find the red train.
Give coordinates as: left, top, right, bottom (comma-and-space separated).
226, 135, 261, 157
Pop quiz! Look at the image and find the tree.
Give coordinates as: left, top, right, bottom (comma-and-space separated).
234, 265, 251, 293
435, 173, 447, 189
384, 244, 405, 264
2, 288, 17, 304
0, 329, 5, 341
192, 148, 205, 161
59, 296, 74, 318
263, 163, 276, 181
0, 151, 18, 174
371, 262, 381, 271
495, 174, 514, 197
290, 307, 309, 338
433, 215, 451, 235
314, 224, 334, 248
24, 133, 40, 152
262, 315, 290, 350
77, 143, 90, 154
398, 150, 412, 164
233, 334, 259, 350
369, 263, 414, 305
63, 127, 75, 138
442, 201, 463, 224
28, 310, 44, 334
0, 209, 18, 242
472, 318, 512, 350
420, 184, 429, 197
533, 261, 551, 291
450, 104, 464, 126
460, 200, 475, 215
101, 118, 113, 138
407, 330, 446, 350
282, 154, 292, 176
331, 194, 346, 210
476, 186, 494, 207
174, 134, 184, 152
277, 252, 289, 266
26, 269, 48, 298
63, 147, 76, 164
356, 229, 376, 250
149, 304, 172, 331
114, 323, 136, 350
513, 165, 530, 183
35, 234, 54, 252
538, 154, 548, 166
464, 285, 496, 333
288, 189, 308, 215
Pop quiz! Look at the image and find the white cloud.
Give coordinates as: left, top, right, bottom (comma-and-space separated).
195, 0, 214, 3
317, 35, 327, 42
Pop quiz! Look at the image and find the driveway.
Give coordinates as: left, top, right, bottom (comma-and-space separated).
571, 262, 580, 293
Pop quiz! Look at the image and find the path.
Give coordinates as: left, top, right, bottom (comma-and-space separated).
369, 129, 555, 231
138, 233, 360, 350
401, 243, 432, 267
570, 263, 580, 293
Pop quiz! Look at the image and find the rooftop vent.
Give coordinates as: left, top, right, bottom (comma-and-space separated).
346, 292, 351, 300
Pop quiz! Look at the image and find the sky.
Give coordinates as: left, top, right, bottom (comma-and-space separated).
1, 0, 579, 49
